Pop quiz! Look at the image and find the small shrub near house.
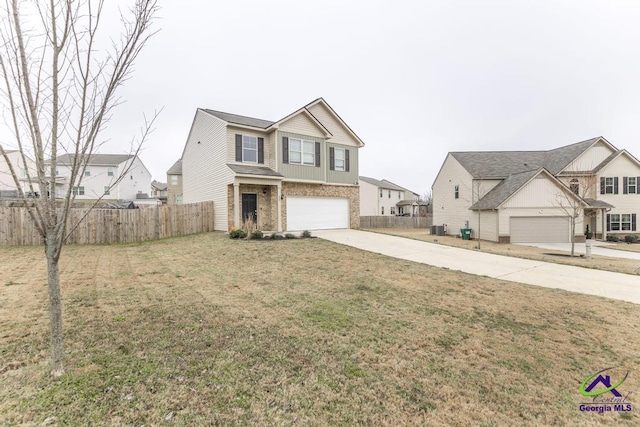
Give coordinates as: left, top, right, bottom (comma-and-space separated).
606, 235, 620, 242
625, 235, 639, 244
285, 233, 296, 239
229, 228, 247, 239
302, 230, 312, 238
250, 230, 264, 240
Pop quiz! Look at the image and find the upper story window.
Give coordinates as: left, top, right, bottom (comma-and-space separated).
381, 206, 384, 215
107, 167, 115, 177
388, 190, 391, 198
570, 179, 579, 195
334, 148, 346, 171
380, 189, 383, 198
236, 134, 264, 164
171, 175, 178, 185
104, 186, 110, 195
73, 186, 85, 196
601, 177, 618, 195
398, 191, 401, 199
289, 138, 315, 166
84, 167, 91, 177
454, 185, 459, 199
623, 176, 638, 194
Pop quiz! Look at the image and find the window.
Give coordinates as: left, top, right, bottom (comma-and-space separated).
176, 195, 183, 204
242, 135, 258, 163
381, 207, 384, 215
388, 190, 391, 199
334, 148, 345, 171
380, 189, 383, 198
390, 207, 396, 215
624, 177, 638, 194
107, 167, 115, 177
398, 191, 401, 199
104, 186, 110, 195
84, 168, 91, 177
454, 185, 459, 199
73, 186, 85, 196
570, 179, 579, 195
20, 168, 27, 178
601, 177, 618, 194
171, 175, 178, 185
289, 138, 315, 166
608, 213, 637, 231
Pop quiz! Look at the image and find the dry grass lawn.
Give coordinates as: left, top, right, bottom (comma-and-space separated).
1, 233, 639, 426
369, 228, 640, 276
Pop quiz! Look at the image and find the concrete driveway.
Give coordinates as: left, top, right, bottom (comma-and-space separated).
314, 229, 640, 305
515, 242, 640, 260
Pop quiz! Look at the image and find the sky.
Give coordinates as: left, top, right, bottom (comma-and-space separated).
65, 1, 640, 196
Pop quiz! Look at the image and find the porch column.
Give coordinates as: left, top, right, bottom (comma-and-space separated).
233, 183, 240, 229
601, 209, 607, 241
276, 182, 282, 232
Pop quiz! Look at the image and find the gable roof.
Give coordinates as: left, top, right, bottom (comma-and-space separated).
151, 180, 167, 191
359, 176, 406, 191
380, 179, 420, 196
167, 159, 182, 175
56, 153, 135, 166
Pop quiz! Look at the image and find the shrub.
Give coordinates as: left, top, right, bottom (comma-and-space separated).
250, 230, 264, 240
285, 233, 296, 239
270, 232, 278, 240
624, 235, 638, 244
302, 230, 312, 238
229, 229, 246, 239
606, 235, 619, 242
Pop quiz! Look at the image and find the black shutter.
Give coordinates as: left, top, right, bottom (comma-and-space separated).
600, 177, 605, 195
345, 149, 350, 172
606, 214, 611, 232
637, 177, 640, 194
258, 137, 264, 164
282, 137, 289, 164
329, 147, 335, 170
235, 134, 242, 162
315, 142, 320, 167
623, 177, 628, 194
633, 214, 637, 231
614, 177, 619, 194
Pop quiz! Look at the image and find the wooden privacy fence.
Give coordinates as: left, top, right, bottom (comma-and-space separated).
360, 215, 432, 229
0, 201, 214, 245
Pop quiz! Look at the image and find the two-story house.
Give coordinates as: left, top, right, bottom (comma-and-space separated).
181, 98, 364, 232
54, 154, 152, 201
359, 176, 422, 216
432, 137, 640, 242
166, 159, 183, 205
0, 150, 37, 197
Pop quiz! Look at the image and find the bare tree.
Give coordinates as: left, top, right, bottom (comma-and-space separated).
0, 0, 159, 377
421, 189, 432, 215
553, 175, 595, 257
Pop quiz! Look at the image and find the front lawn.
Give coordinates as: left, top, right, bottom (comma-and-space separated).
0, 233, 638, 425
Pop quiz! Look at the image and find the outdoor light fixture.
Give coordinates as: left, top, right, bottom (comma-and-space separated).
262, 188, 267, 195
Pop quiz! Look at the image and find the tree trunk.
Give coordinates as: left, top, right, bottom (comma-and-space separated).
45, 233, 64, 377
570, 218, 575, 257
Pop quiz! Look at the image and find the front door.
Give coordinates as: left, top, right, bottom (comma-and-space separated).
242, 193, 257, 223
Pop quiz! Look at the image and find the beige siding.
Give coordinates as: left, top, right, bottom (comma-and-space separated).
596, 154, 640, 234
473, 179, 501, 201
307, 103, 361, 147
502, 175, 568, 208
476, 210, 498, 241
432, 154, 475, 232
359, 180, 379, 216
226, 126, 271, 166
564, 141, 615, 171
278, 113, 326, 138
183, 110, 232, 231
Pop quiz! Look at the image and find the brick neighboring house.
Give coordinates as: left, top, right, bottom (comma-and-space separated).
432, 137, 640, 242
166, 159, 183, 205
181, 98, 365, 231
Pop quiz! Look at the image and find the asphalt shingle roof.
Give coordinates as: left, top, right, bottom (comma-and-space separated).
226, 164, 283, 177
359, 176, 406, 191
469, 169, 543, 210
167, 159, 182, 175
204, 110, 275, 129
55, 153, 135, 165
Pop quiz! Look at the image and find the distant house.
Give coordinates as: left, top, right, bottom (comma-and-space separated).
166, 159, 183, 205
180, 98, 364, 231
0, 150, 36, 197
151, 180, 168, 204
53, 154, 152, 201
359, 176, 423, 216
432, 137, 640, 242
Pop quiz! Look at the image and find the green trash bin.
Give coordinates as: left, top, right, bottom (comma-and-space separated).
460, 228, 472, 240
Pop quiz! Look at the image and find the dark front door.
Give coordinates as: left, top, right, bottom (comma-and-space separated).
242, 193, 257, 223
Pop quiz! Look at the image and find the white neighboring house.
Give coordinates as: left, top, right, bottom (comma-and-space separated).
432, 137, 640, 243
359, 176, 422, 216
54, 154, 152, 201
0, 150, 37, 196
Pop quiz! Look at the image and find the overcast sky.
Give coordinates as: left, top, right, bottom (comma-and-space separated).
101, 0, 640, 196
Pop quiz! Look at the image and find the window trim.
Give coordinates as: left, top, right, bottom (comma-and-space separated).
334, 148, 346, 171
627, 177, 637, 194
171, 175, 178, 185
288, 137, 315, 166
242, 135, 258, 163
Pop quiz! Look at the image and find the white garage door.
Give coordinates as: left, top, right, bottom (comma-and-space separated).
286, 197, 349, 231
510, 216, 570, 243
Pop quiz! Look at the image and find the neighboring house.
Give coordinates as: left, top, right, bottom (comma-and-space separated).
0, 150, 37, 196
151, 180, 168, 204
53, 154, 152, 201
166, 159, 183, 205
359, 176, 423, 216
181, 98, 364, 232
432, 137, 640, 243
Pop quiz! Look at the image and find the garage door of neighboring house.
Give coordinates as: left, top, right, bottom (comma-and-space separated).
510, 216, 571, 243
286, 197, 349, 231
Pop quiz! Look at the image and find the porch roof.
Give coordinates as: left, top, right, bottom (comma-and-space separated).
583, 198, 614, 209
227, 164, 283, 178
